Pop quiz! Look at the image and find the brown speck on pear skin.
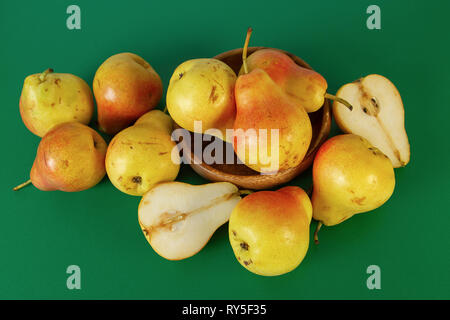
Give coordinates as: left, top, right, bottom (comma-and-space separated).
240, 242, 249, 251
209, 85, 218, 103
368, 147, 380, 156
132, 176, 142, 184
351, 196, 366, 205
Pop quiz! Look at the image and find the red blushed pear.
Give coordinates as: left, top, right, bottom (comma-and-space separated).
233, 28, 312, 173
239, 43, 353, 113
229, 186, 312, 276
93, 52, 163, 135
13, 122, 107, 192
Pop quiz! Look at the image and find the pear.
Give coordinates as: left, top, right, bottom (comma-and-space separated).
312, 134, 395, 241
239, 34, 353, 113
229, 186, 312, 276
233, 28, 312, 173
93, 53, 163, 135
166, 58, 237, 139
138, 182, 241, 260
19, 68, 94, 137
333, 74, 410, 167
240, 49, 328, 113
14, 122, 107, 192
106, 110, 180, 196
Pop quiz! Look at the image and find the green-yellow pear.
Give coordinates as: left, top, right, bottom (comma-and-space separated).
139, 182, 241, 260
166, 58, 237, 139
233, 28, 312, 173
312, 134, 395, 241
105, 110, 180, 196
13, 122, 107, 192
229, 186, 312, 276
19, 68, 94, 137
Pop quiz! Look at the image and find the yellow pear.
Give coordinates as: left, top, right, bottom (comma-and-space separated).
19, 68, 94, 137
229, 186, 312, 276
166, 58, 236, 139
312, 134, 395, 241
105, 110, 180, 196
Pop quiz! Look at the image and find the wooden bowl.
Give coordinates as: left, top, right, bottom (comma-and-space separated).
177, 47, 331, 190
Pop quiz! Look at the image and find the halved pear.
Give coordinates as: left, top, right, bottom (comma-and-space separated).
333, 74, 410, 167
138, 181, 241, 260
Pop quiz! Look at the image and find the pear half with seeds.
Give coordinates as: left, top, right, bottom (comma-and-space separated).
333, 74, 410, 167
138, 182, 241, 260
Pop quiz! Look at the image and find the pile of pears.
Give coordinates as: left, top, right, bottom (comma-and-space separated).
14, 28, 410, 277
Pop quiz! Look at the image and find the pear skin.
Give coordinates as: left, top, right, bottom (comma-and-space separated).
93, 53, 163, 135
240, 49, 328, 113
312, 134, 395, 226
29, 122, 107, 192
229, 186, 312, 276
105, 110, 180, 196
233, 69, 312, 173
30, 159, 54, 191
19, 69, 94, 137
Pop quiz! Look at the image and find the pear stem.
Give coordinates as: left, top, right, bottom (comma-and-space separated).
242, 27, 253, 75
163, 105, 168, 114
324, 93, 353, 111
239, 189, 254, 195
314, 222, 323, 245
39, 68, 53, 82
13, 179, 32, 191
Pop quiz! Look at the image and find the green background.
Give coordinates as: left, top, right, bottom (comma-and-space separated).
1, 0, 449, 299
